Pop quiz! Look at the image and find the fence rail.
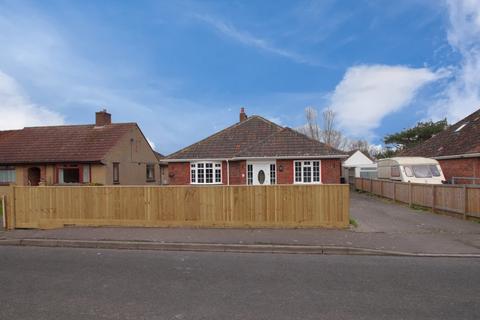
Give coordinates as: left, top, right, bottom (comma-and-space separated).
1, 184, 349, 229
355, 178, 480, 219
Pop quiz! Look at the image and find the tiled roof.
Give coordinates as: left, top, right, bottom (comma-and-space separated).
401, 108, 480, 158
236, 127, 345, 158
166, 116, 345, 160
0, 123, 136, 164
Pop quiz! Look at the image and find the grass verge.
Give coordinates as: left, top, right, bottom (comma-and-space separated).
349, 218, 358, 228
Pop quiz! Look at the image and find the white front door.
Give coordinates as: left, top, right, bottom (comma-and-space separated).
248, 161, 276, 185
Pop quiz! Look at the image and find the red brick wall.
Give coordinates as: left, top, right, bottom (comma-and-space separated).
438, 158, 480, 183
168, 159, 342, 185
229, 160, 246, 185
321, 159, 342, 184
277, 159, 293, 184
167, 162, 190, 185
221, 161, 228, 185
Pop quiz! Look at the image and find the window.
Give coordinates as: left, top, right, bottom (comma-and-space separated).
247, 164, 253, 185
294, 161, 321, 184
113, 163, 120, 184
146, 164, 155, 182
404, 166, 414, 177
83, 165, 90, 183
413, 165, 432, 178
190, 162, 222, 184
270, 164, 276, 184
391, 166, 400, 177
57, 164, 90, 184
430, 165, 441, 177
0, 166, 15, 184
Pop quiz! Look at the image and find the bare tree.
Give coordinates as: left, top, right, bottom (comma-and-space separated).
320, 108, 348, 150
298, 106, 349, 150
348, 139, 370, 153
304, 106, 320, 141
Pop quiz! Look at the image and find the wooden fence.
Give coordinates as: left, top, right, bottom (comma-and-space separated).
1, 184, 350, 229
355, 178, 480, 219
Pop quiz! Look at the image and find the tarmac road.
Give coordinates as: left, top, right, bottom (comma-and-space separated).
0, 245, 479, 320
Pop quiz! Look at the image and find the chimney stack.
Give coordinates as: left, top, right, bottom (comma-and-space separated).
239, 107, 247, 122
95, 109, 112, 126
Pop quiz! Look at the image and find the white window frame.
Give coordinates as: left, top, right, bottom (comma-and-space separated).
294, 160, 321, 184
0, 166, 16, 184
190, 161, 222, 185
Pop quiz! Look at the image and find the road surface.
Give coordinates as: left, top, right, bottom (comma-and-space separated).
0, 246, 479, 319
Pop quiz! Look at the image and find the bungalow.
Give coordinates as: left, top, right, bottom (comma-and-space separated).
401, 108, 480, 184
0, 110, 160, 186
165, 108, 347, 185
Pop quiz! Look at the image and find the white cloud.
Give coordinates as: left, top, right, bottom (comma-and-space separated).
193, 14, 318, 66
146, 138, 156, 150
428, 0, 480, 122
0, 70, 64, 130
329, 65, 442, 139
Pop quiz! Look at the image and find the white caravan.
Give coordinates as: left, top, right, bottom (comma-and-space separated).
377, 157, 445, 184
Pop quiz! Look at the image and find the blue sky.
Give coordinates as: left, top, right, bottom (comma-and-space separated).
0, 0, 479, 154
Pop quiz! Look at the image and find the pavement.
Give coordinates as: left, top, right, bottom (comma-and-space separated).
0, 192, 479, 256
1, 246, 479, 320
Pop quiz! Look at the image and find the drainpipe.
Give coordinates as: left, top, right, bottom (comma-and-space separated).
226, 159, 230, 185
2, 195, 6, 229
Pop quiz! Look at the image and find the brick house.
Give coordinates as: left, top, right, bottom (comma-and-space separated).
401, 108, 480, 183
0, 110, 160, 186
164, 108, 346, 185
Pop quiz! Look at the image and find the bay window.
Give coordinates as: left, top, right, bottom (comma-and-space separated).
294, 160, 321, 184
191, 162, 222, 184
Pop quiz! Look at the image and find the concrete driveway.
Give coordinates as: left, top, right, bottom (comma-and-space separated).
350, 191, 480, 253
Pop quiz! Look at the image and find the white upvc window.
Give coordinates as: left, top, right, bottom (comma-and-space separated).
0, 166, 16, 184
294, 160, 321, 184
191, 161, 222, 184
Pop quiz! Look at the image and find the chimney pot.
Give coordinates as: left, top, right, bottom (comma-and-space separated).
96, 109, 112, 126
239, 107, 247, 122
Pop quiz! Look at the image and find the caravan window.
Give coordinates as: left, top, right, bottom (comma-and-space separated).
404, 166, 414, 177
430, 165, 441, 177
391, 166, 400, 177
413, 165, 432, 178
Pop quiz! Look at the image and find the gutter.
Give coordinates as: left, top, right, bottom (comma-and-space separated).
434, 153, 480, 160
164, 155, 348, 163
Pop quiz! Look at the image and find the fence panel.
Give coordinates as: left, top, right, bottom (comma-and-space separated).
394, 183, 410, 204
467, 188, 480, 218
434, 185, 464, 214
355, 178, 480, 218
9, 184, 349, 229
411, 184, 433, 208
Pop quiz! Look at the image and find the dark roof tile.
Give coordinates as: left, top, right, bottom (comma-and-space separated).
0, 123, 136, 164
401, 108, 480, 158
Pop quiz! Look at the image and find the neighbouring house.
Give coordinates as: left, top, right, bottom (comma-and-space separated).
0, 110, 160, 186
164, 108, 347, 185
401, 108, 480, 184
342, 150, 377, 184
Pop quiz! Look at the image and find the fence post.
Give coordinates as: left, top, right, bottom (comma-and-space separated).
432, 184, 436, 213
463, 185, 468, 220
5, 185, 15, 230
380, 180, 384, 197
409, 183, 413, 207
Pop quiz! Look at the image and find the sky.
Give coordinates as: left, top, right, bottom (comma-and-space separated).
0, 0, 479, 154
